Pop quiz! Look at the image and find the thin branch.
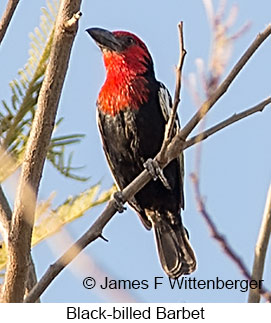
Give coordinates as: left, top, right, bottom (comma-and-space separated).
25, 23, 271, 303
25, 256, 39, 302
184, 97, 271, 150
24, 170, 152, 302
0, 185, 11, 246
160, 22, 186, 160
1, 1, 82, 303
0, 183, 39, 301
248, 185, 271, 303
0, 0, 20, 45
190, 173, 271, 302
187, 96, 271, 179
179, 24, 271, 140
0, 185, 11, 300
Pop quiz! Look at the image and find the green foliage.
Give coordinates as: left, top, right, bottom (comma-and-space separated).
0, 0, 87, 182
47, 118, 88, 181
0, 184, 116, 270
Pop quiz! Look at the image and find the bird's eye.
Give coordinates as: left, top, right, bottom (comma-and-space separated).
126, 36, 135, 45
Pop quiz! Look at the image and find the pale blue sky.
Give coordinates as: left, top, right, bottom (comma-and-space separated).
0, 0, 271, 302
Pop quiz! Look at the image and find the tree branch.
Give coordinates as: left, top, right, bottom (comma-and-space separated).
0, 182, 39, 301
0, 0, 20, 45
184, 97, 271, 150
24, 23, 271, 303
0, 185, 11, 246
190, 174, 271, 302
160, 22, 186, 160
179, 24, 271, 141
248, 185, 271, 303
1, 0, 82, 303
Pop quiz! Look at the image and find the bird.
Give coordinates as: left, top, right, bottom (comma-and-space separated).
86, 27, 196, 278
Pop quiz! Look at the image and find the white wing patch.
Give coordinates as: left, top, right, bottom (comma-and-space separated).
158, 82, 180, 129
158, 83, 172, 123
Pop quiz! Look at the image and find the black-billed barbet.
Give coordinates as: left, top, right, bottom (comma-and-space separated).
87, 27, 196, 278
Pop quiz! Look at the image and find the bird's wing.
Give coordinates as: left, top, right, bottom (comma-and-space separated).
158, 82, 185, 210
96, 111, 119, 185
97, 108, 152, 229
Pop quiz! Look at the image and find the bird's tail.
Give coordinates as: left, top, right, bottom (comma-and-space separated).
151, 214, 196, 278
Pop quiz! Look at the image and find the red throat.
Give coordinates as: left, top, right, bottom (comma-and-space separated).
97, 47, 150, 116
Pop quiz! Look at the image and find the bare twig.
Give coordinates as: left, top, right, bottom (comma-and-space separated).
0, 185, 11, 246
190, 174, 271, 302
1, 0, 82, 303
179, 24, 271, 141
160, 22, 186, 160
24, 23, 271, 303
248, 185, 271, 303
187, 96, 271, 177
0, 0, 20, 45
0, 185, 11, 299
184, 97, 271, 150
0, 182, 39, 301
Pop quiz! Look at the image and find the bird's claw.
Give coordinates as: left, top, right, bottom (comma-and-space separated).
143, 158, 171, 190
113, 191, 127, 213
144, 158, 158, 181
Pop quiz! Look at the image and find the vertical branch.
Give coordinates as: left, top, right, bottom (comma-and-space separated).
160, 22, 186, 160
0, 185, 11, 246
167, 21, 186, 134
0, 183, 39, 301
0, 0, 20, 45
1, 0, 82, 302
248, 185, 271, 303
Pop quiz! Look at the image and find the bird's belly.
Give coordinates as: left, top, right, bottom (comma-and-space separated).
98, 108, 181, 214
99, 109, 161, 187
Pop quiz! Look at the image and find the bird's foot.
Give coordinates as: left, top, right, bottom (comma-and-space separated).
113, 191, 127, 213
143, 158, 171, 190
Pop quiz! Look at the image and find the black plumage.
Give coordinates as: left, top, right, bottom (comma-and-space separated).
87, 27, 196, 278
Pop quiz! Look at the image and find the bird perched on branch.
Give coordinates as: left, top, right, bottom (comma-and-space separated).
87, 27, 196, 278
